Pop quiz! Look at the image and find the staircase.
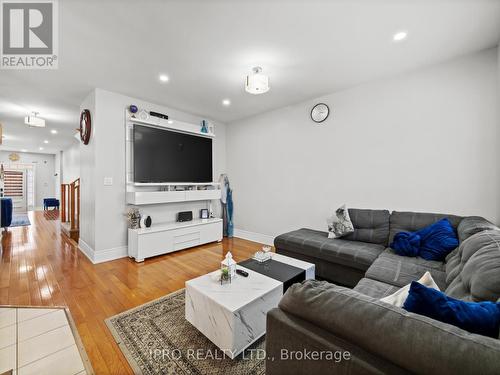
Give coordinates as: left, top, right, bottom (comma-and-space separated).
61, 178, 80, 242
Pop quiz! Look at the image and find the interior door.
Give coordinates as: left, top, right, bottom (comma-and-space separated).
4, 169, 27, 213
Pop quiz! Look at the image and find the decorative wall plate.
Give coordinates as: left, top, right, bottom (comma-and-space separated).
79, 109, 92, 145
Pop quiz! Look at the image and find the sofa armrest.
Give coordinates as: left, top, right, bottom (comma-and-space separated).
278, 280, 500, 375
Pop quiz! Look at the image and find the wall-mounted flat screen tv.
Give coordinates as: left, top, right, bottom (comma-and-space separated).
133, 124, 213, 183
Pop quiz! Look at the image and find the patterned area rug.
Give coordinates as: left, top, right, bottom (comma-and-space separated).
105, 289, 266, 375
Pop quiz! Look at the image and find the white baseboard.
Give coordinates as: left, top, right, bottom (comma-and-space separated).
93, 246, 128, 263
78, 238, 95, 263
233, 228, 275, 246
78, 239, 128, 264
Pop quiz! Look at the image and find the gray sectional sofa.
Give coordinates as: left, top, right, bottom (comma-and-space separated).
267, 209, 500, 374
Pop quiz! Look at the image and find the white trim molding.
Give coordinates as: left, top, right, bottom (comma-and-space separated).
78, 239, 128, 264
233, 228, 275, 246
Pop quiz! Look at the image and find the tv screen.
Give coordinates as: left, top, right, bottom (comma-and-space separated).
133, 125, 213, 183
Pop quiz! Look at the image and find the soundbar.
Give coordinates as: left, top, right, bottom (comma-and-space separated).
149, 111, 169, 120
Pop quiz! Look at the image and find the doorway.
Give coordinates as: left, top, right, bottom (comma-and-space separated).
3, 165, 34, 213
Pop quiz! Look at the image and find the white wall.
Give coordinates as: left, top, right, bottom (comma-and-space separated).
79, 90, 96, 251
61, 142, 80, 184
227, 48, 499, 241
79, 88, 227, 262
0, 151, 56, 209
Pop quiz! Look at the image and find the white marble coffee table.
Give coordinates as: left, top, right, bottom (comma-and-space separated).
185, 254, 314, 359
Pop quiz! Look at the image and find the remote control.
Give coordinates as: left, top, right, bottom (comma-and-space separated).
236, 269, 249, 277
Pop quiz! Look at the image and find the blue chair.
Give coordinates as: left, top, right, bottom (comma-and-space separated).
1, 198, 12, 229
43, 198, 60, 210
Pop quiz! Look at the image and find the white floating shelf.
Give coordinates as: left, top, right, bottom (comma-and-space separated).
133, 182, 220, 187
127, 116, 215, 138
126, 189, 221, 205
130, 218, 222, 235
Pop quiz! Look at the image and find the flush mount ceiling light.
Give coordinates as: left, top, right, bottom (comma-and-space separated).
25, 112, 45, 128
159, 74, 169, 83
393, 31, 408, 42
50, 129, 58, 134
245, 66, 270, 95
222, 99, 231, 106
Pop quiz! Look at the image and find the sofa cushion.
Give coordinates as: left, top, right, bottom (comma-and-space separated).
379, 248, 445, 271
389, 211, 462, 244
445, 230, 500, 302
342, 208, 390, 246
279, 280, 500, 375
274, 228, 385, 271
457, 216, 498, 243
365, 255, 447, 289
353, 278, 400, 298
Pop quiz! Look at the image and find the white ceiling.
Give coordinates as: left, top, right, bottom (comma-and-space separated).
1, 0, 499, 154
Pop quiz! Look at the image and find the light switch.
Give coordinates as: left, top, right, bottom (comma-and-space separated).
104, 177, 113, 186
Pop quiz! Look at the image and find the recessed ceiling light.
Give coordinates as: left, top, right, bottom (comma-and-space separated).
50, 129, 57, 134
21, 149, 27, 152
222, 99, 231, 106
159, 74, 169, 83
167, 120, 174, 124
43, 140, 49, 144
39, 147, 44, 151
393, 31, 408, 42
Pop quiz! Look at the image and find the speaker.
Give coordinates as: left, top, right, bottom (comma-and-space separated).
177, 211, 193, 222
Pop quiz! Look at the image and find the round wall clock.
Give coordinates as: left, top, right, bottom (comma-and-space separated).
79, 109, 91, 145
311, 103, 330, 123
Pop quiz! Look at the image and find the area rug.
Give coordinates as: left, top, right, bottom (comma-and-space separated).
105, 289, 266, 375
10, 214, 31, 227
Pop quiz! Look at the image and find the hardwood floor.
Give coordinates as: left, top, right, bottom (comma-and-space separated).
0, 211, 266, 374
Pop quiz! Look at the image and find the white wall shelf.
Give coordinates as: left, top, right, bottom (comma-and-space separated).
126, 189, 221, 205
127, 116, 215, 138
133, 182, 220, 187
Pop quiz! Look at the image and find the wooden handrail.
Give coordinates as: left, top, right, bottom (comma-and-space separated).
61, 178, 80, 232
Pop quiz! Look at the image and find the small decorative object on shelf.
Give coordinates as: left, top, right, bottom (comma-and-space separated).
221, 251, 237, 278
125, 207, 141, 229
144, 216, 152, 228
129, 105, 138, 114
200, 120, 208, 133
138, 109, 149, 121
200, 209, 209, 219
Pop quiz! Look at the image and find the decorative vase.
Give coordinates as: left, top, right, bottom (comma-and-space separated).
200, 120, 208, 133
145, 216, 152, 228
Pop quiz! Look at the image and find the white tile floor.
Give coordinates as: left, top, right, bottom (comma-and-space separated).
0, 307, 89, 375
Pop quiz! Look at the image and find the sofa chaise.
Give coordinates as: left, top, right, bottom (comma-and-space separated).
267, 209, 500, 374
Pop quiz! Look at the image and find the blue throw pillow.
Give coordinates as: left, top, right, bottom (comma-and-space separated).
403, 281, 500, 338
390, 218, 458, 261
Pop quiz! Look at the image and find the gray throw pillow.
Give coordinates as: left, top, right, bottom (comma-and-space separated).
327, 204, 354, 239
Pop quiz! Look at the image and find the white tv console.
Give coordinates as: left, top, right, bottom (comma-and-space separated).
128, 218, 222, 262
125, 109, 223, 262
